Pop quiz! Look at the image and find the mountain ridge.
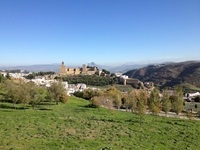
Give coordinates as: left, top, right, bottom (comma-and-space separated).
124, 61, 200, 89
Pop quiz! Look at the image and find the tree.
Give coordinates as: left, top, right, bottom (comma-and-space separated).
48, 81, 66, 105
20, 82, 31, 110
3, 80, 21, 109
0, 74, 6, 83
171, 86, 184, 116
127, 90, 136, 112
148, 87, 161, 115
102, 69, 110, 75
113, 91, 121, 109
5, 73, 11, 80
28, 82, 48, 109
134, 90, 148, 125
162, 89, 171, 116
91, 95, 113, 111
105, 87, 122, 109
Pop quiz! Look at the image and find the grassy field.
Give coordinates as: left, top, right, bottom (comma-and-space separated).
0, 97, 200, 150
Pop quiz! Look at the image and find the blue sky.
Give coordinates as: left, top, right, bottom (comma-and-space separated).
0, 0, 199, 66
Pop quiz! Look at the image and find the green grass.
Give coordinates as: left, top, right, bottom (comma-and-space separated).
180, 83, 200, 92
0, 97, 200, 150
185, 102, 200, 112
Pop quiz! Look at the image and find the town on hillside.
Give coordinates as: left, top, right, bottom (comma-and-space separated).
1, 62, 200, 102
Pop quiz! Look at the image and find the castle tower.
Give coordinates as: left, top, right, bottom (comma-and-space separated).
82, 64, 87, 73
59, 61, 67, 75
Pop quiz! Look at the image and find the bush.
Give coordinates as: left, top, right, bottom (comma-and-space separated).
59, 94, 69, 104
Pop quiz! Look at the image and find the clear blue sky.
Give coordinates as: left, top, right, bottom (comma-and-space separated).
0, 0, 199, 66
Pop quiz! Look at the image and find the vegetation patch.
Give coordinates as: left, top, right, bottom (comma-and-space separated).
0, 96, 200, 149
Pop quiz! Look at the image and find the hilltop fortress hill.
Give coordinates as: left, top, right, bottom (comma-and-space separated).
58, 62, 100, 76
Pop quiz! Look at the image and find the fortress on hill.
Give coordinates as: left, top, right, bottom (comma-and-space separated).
59, 62, 99, 76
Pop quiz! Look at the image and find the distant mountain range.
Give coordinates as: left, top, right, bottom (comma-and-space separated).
0, 64, 60, 72
0, 62, 151, 73
87, 62, 148, 73
124, 61, 200, 89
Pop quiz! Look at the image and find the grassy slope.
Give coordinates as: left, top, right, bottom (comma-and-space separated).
0, 97, 200, 150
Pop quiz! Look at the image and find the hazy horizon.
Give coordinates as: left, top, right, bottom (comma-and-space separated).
0, 58, 199, 68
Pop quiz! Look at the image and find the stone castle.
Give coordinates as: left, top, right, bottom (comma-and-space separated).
59, 62, 99, 76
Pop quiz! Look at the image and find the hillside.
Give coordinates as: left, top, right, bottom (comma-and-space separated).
0, 97, 200, 149
124, 61, 200, 89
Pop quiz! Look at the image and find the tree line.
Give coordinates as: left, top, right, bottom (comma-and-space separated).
57, 74, 119, 86
25, 71, 56, 79
74, 86, 196, 124
0, 76, 68, 110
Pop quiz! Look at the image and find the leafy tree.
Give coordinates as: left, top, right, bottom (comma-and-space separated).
0, 74, 6, 83
48, 81, 66, 105
102, 69, 110, 75
127, 90, 136, 112
20, 82, 31, 110
60, 74, 117, 86
113, 91, 121, 109
148, 87, 161, 115
5, 73, 11, 80
162, 89, 171, 116
91, 95, 113, 111
3, 80, 21, 109
74, 88, 99, 100
105, 87, 122, 108
28, 83, 48, 109
171, 86, 184, 116
134, 90, 148, 125
25, 73, 36, 79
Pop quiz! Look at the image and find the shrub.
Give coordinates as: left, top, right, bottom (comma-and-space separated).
59, 94, 69, 104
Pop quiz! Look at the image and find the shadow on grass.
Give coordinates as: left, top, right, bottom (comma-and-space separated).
0, 103, 53, 111
0, 99, 13, 103
0, 109, 12, 112
0, 104, 28, 110
125, 119, 140, 124
84, 104, 97, 108
90, 117, 123, 123
37, 102, 56, 106
38, 108, 53, 111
